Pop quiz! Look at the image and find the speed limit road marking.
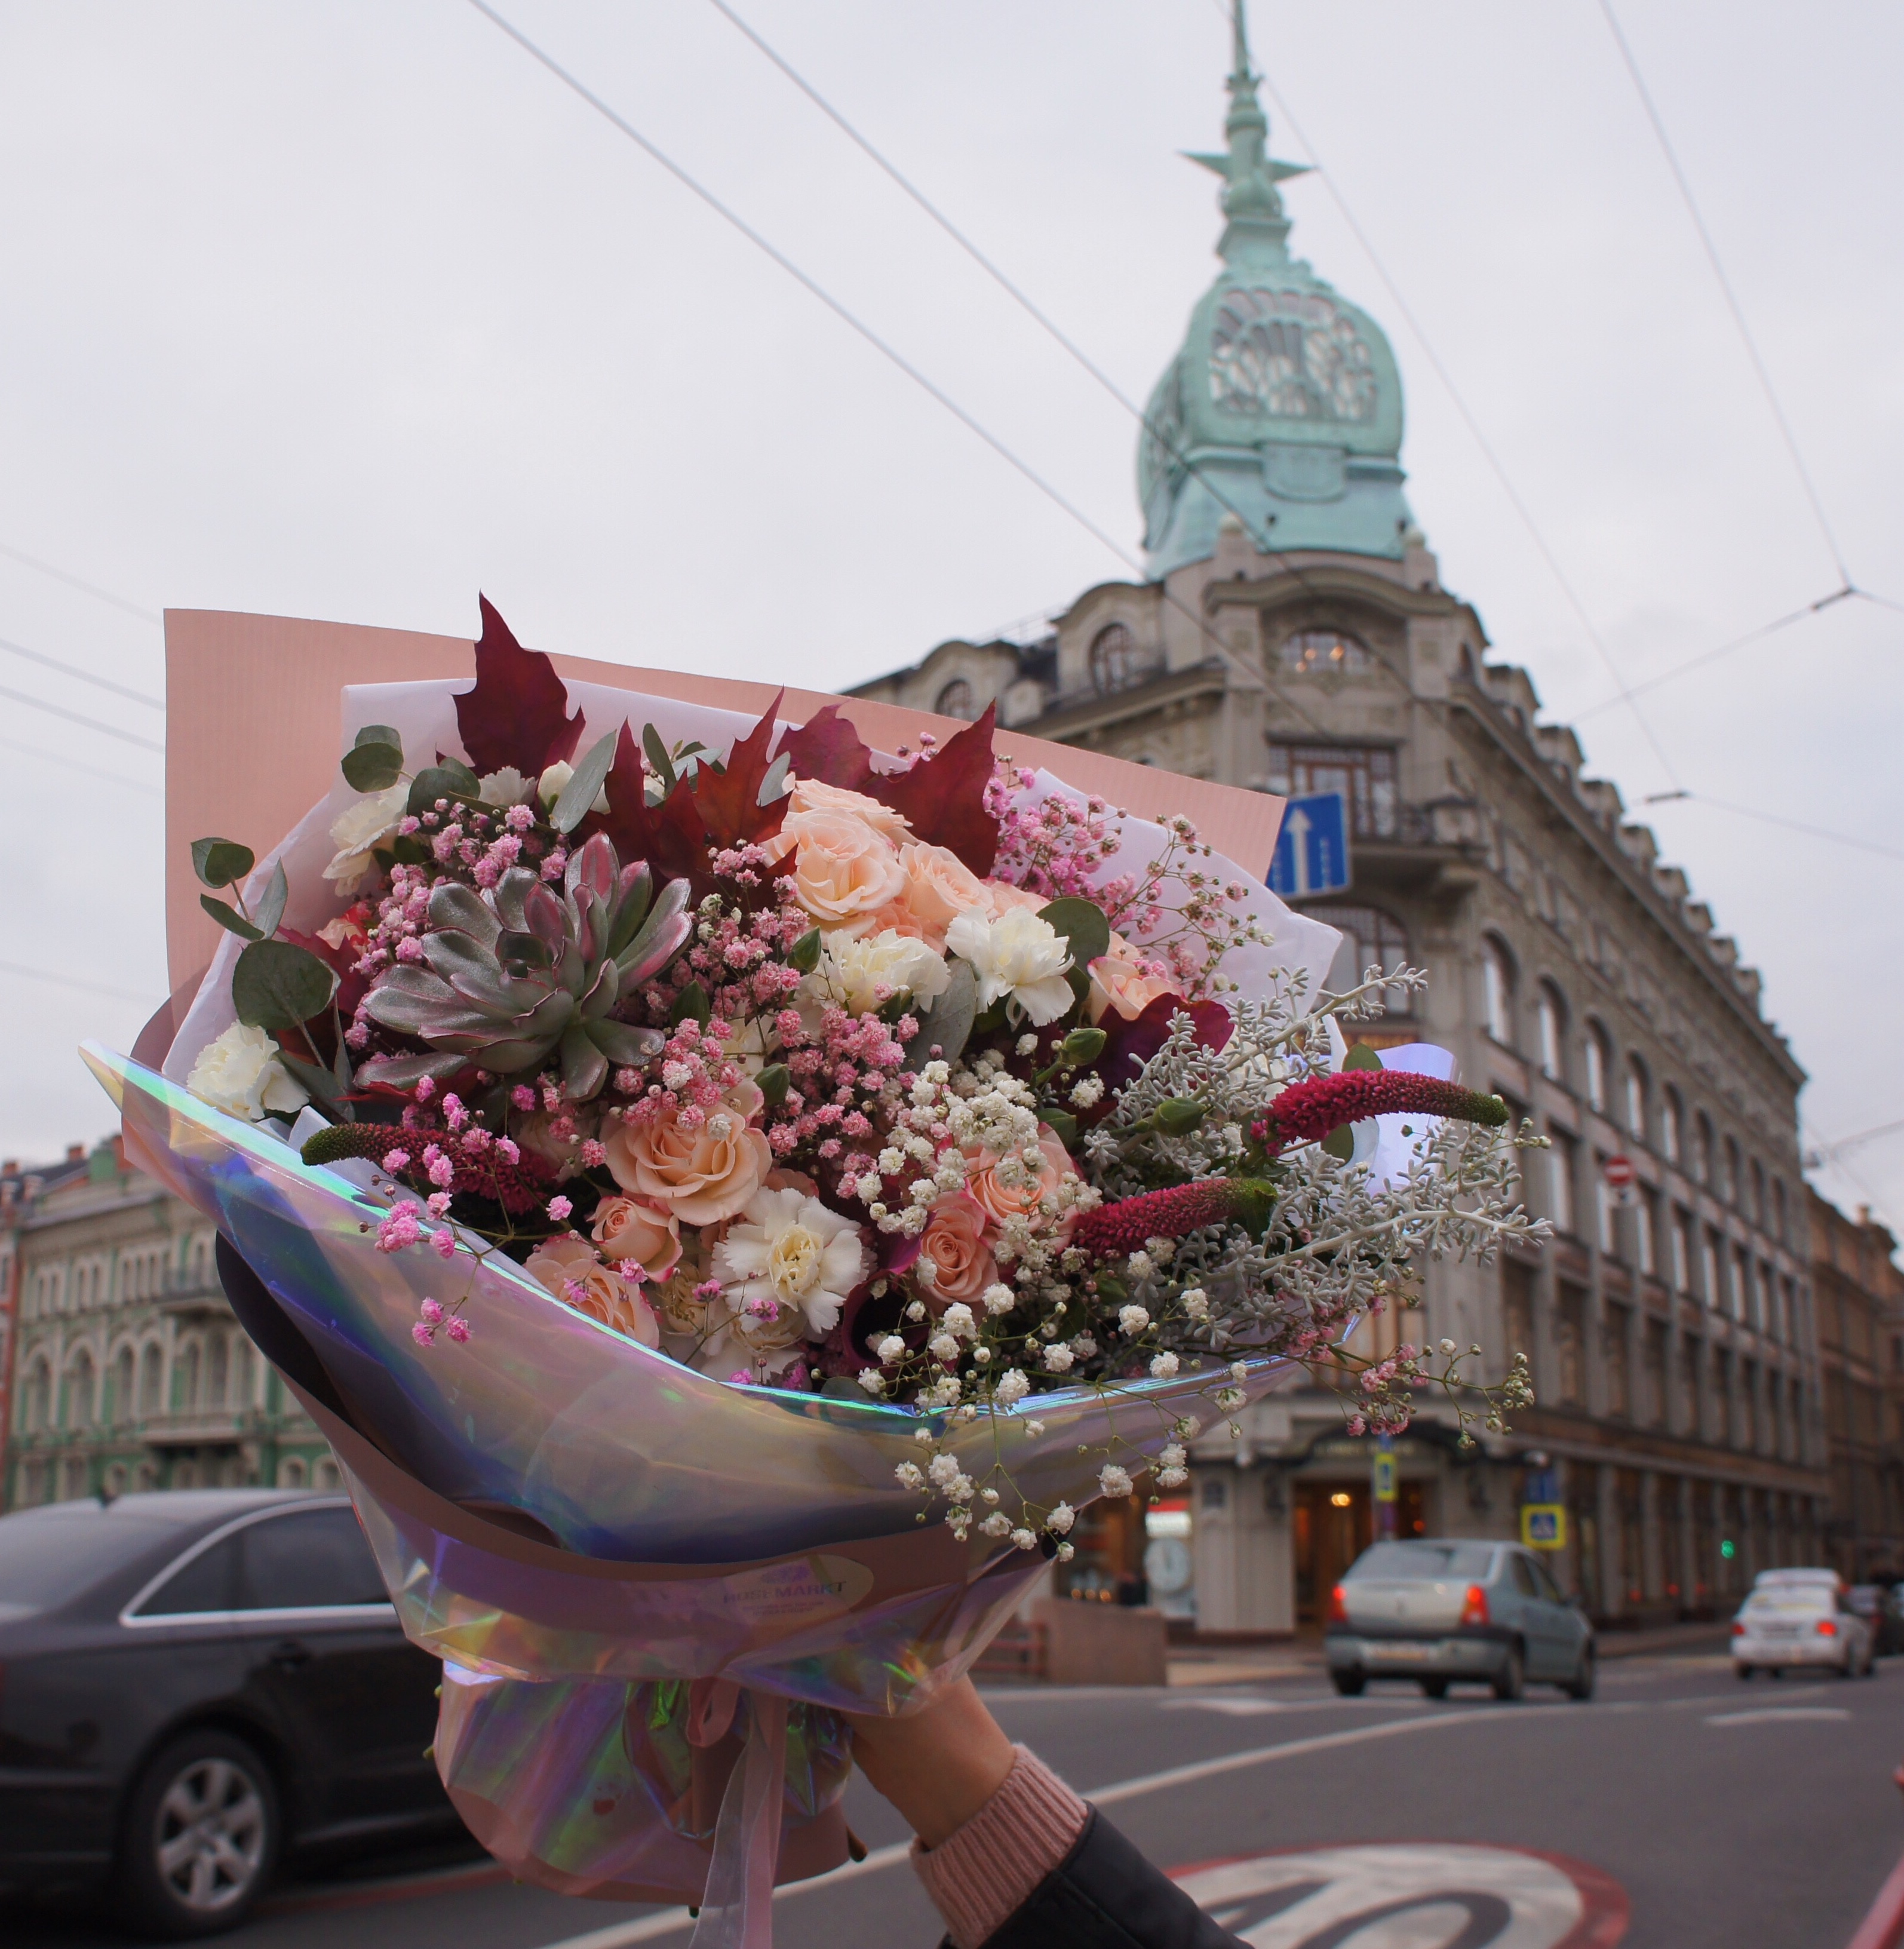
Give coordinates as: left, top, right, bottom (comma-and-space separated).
1172, 1841, 1628, 1947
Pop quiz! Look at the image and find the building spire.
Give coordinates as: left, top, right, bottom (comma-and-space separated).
1184, 0, 1310, 265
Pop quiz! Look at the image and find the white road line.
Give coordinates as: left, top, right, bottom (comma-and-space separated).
1704, 1707, 1851, 1726
529, 1707, 1576, 1949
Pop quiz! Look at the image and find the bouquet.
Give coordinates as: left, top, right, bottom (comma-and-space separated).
91, 599, 1539, 1942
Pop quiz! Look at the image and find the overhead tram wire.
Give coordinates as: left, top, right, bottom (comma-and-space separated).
1640, 788, 1904, 867
0, 735, 161, 797
1596, 0, 1853, 593
0, 958, 159, 1006
462, 0, 1337, 741
0, 682, 166, 754
0, 541, 162, 626
0, 635, 165, 712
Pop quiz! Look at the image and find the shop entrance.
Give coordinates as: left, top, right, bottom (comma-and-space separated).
1294, 1478, 1427, 1625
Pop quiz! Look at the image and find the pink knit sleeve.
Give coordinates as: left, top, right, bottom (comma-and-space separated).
910, 1745, 1091, 1949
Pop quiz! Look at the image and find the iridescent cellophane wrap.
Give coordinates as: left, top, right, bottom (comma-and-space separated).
85, 1043, 1298, 1922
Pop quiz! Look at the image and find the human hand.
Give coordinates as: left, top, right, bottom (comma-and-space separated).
843, 1677, 1017, 1849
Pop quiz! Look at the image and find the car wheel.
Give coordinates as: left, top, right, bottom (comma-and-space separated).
118, 1729, 279, 1939
1563, 1643, 1596, 1702
1835, 1652, 1854, 1680
1769, 1667, 1785, 1681
1420, 1678, 1449, 1700
1331, 1669, 1366, 1697
1736, 1663, 1753, 1680
1491, 1644, 1525, 1702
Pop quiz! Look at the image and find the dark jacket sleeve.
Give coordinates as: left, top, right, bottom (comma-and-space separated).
969, 1808, 1245, 1949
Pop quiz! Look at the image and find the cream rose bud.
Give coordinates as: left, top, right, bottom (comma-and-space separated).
785, 776, 914, 840
945, 907, 1075, 1027
322, 781, 411, 894
185, 1024, 310, 1122
776, 806, 907, 926
604, 1082, 770, 1226
804, 928, 951, 1018
589, 1195, 682, 1279
1085, 950, 1181, 1026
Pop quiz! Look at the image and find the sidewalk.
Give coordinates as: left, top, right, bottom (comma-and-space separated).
1163, 1619, 1731, 1687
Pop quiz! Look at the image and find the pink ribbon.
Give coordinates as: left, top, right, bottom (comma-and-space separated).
687, 1689, 791, 1949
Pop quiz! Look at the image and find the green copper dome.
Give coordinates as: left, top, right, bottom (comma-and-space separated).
1141, 4, 1412, 576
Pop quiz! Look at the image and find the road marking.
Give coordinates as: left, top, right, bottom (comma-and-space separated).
1703, 1707, 1851, 1726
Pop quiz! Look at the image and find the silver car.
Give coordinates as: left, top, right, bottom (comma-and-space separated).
1325, 1539, 1596, 1701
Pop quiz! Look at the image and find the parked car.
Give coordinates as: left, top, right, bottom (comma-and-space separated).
1845, 1585, 1904, 1657
0, 1489, 454, 1937
1325, 1539, 1595, 1702
1733, 1579, 1875, 1680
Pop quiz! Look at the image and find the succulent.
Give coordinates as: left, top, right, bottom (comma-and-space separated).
359, 833, 690, 1098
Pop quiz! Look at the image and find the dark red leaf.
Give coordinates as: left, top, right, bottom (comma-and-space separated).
687, 692, 788, 849
595, 722, 707, 884
455, 596, 586, 778
867, 702, 1000, 875
776, 703, 877, 793
1093, 992, 1234, 1105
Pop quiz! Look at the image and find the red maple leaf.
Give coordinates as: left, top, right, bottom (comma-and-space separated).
867, 703, 1000, 876
775, 703, 877, 793
687, 691, 789, 849
594, 722, 708, 885
455, 596, 586, 778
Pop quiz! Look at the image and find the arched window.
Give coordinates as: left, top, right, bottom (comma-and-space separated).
23, 1360, 50, 1433
1660, 1086, 1682, 1166
66, 1351, 96, 1430
933, 677, 976, 722
234, 1341, 255, 1411
1536, 983, 1567, 1082
1691, 1112, 1713, 1187
139, 1344, 163, 1416
1583, 1023, 1610, 1113
1721, 1137, 1740, 1208
1482, 937, 1516, 1046
1089, 622, 1149, 695
1318, 906, 1413, 1017
207, 1333, 229, 1410
1624, 1058, 1648, 1142
314, 1456, 342, 1491
180, 1341, 201, 1413
113, 1346, 135, 1424
1771, 1178, 1788, 1246
279, 1456, 308, 1489
1749, 1159, 1766, 1230
1280, 629, 1371, 676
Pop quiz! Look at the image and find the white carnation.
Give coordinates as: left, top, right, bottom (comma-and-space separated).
944, 907, 1074, 1027
803, 927, 951, 1019
185, 1023, 309, 1122
321, 782, 410, 894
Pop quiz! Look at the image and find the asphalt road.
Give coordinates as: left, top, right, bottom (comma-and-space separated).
9, 1650, 1902, 1949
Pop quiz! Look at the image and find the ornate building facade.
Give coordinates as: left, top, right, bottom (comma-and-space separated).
1, 1138, 340, 1509
854, 10, 1830, 1628
1810, 1190, 1904, 1583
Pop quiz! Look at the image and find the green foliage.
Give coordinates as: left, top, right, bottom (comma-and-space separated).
549, 730, 618, 835
341, 725, 404, 792
232, 939, 337, 1032
669, 980, 711, 1029
191, 837, 254, 889
407, 759, 483, 817
199, 896, 263, 943
903, 958, 977, 1070
788, 928, 823, 974
1036, 897, 1110, 970
758, 1063, 790, 1108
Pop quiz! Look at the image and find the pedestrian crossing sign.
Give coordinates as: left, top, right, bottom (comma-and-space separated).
1521, 1504, 1566, 1550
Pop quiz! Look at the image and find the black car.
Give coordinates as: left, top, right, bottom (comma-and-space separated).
0, 1488, 454, 1936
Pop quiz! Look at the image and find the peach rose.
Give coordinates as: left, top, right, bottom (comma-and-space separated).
524, 1233, 660, 1347
874, 842, 991, 950
779, 808, 907, 928
785, 777, 913, 842
917, 1192, 1000, 1306
1086, 950, 1182, 1026
963, 1126, 1080, 1235
979, 879, 1048, 920
589, 1195, 683, 1279
603, 1083, 771, 1226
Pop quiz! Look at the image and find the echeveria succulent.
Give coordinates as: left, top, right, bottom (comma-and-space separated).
358, 833, 690, 1097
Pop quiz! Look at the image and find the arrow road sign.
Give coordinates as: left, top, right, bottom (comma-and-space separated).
1269, 791, 1350, 900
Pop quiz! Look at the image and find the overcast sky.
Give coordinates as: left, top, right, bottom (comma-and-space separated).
2, 1, 1899, 1231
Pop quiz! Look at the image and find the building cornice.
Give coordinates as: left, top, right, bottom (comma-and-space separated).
1030, 664, 1229, 744
1203, 563, 1478, 628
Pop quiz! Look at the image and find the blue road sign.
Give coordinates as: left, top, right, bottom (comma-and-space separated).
1269, 791, 1350, 900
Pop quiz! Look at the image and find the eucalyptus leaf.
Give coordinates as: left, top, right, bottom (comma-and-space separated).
1320, 1124, 1356, 1161
756, 750, 791, 806
1341, 1041, 1384, 1073
1041, 1107, 1079, 1148
356, 723, 402, 751
279, 1052, 345, 1112
232, 940, 338, 1032
407, 760, 483, 817
341, 737, 405, 792
788, 927, 822, 975
390, 834, 432, 865
902, 957, 977, 1070
641, 723, 676, 794
191, 837, 255, 889
1036, 896, 1111, 971
758, 1062, 790, 1107
254, 861, 288, 939
669, 980, 711, 1029
550, 730, 619, 834
199, 895, 263, 943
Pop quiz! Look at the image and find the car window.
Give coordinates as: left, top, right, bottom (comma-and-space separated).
0, 1505, 187, 1612
1509, 1554, 1539, 1598
135, 1532, 243, 1615
1530, 1557, 1565, 1603
239, 1506, 386, 1610
1347, 1542, 1498, 1582
1743, 1589, 1828, 1615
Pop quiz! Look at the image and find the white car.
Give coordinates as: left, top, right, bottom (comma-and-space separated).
1733, 1579, 1875, 1678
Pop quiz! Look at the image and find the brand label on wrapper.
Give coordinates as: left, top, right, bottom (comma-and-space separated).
725, 1555, 874, 1636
